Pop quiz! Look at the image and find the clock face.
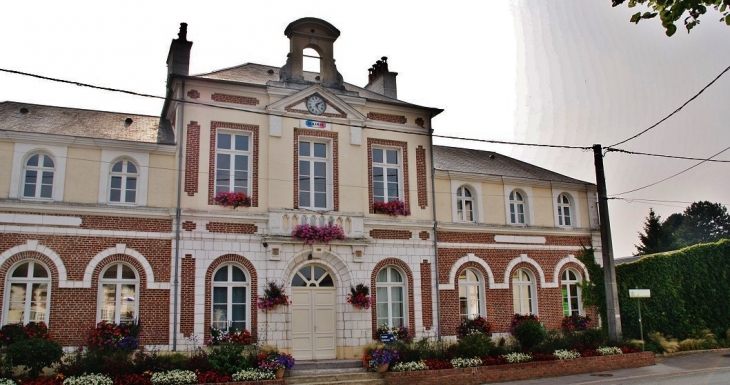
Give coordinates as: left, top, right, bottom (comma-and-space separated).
306, 96, 326, 115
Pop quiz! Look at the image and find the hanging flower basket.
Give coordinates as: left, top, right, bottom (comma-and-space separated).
291, 224, 346, 244
347, 283, 372, 309
257, 280, 290, 312
372, 200, 409, 216
214, 191, 252, 208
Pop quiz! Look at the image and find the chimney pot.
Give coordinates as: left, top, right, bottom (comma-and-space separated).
178, 23, 188, 41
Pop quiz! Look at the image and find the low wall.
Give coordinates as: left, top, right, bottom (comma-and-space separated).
384, 351, 655, 385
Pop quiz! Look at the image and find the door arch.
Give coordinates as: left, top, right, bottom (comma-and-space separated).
290, 264, 336, 360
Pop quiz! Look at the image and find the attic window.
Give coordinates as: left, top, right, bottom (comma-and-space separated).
124, 118, 133, 127
19, 107, 29, 114
267, 69, 274, 75
303, 47, 320, 74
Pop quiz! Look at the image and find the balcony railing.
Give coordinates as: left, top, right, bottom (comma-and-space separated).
268, 210, 364, 238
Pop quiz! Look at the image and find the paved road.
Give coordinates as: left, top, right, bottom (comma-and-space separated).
502, 349, 730, 385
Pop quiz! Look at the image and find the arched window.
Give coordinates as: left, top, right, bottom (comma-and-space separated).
22, 152, 55, 199
98, 263, 138, 324
456, 186, 475, 222
512, 268, 536, 315
212, 264, 249, 331
109, 158, 139, 204
458, 268, 484, 320
376, 266, 406, 328
561, 268, 582, 316
4, 261, 50, 324
557, 194, 572, 227
291, 265, 334, 287
509, 190, 526, 224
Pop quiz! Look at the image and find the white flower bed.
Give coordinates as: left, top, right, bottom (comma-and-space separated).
503, 352, 533, 364
0, 379, 17, 385
391, 361, 429, 371
597, 346, 623, 356
63, 374, 113, 385
450, 357, 483, 368
554, 349, 582, 360
231, 369, 275, 382
150, 370, 197, 385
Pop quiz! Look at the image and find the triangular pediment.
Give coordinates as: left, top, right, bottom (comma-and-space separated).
267, 86, 366, 121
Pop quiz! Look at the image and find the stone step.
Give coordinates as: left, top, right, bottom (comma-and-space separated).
293, 359, 363, 370
288, 367, 368, 377
284, 372, 384, 385
287, 379, 385, 385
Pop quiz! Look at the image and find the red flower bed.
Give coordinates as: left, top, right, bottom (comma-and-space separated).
424, 359, 453, 370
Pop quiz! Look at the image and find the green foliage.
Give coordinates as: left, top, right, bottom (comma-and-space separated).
512, 319, 547, 351
446, 333, 494, 358
636, 208, 675, 255
617, 239, 730, 340
611, 0, 730, 36
533, 330, 570, 354
5, 338, 63, 378
576, 247, 607, 328
207, 344, 256, 375
673, 201, 730, 247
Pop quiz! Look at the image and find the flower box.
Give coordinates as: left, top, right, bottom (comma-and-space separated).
214, 191, 252, 208
372, 200, 409, 216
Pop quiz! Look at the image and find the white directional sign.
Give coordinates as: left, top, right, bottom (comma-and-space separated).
629, 289, 651, 298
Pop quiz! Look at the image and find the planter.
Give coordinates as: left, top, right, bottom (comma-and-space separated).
377, 363, 389, 373
275, 368, 285, 379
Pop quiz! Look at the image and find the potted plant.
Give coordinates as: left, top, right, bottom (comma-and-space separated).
258, 352, 295, 379
214, 191, 252, 208
347, 284, 372, 310
369, 347, 399, 373
257, 281, 290, 312
372, 200, 409, 216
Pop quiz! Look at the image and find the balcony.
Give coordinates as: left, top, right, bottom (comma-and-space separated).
267, 209, 364, 238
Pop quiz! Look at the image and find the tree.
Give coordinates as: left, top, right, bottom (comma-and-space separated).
636, 208, 675, 254
611, 0, 730, 36
675, 201, 730, 246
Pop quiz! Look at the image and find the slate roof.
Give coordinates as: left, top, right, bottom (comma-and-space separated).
433, 145, 593, 185
0, 101, 175, 145
193, 63, 432, 109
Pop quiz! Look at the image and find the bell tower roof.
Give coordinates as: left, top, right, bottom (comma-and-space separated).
279, 17, 344, 89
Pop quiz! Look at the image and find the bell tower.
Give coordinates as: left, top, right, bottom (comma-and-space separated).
279, 18, 344, 89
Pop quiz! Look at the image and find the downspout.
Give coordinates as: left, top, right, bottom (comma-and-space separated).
428, 118, 440, 341
172, 78, 185, 351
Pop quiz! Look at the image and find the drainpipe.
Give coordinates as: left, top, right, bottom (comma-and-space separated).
428, 115, 440, 341
172, 78, 185, 351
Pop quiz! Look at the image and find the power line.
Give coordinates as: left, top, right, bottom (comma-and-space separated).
610, 145, 730, 196
606, 147, 730, 163
607, 64, 730, 148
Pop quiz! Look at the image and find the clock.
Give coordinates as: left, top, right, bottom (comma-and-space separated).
306, 95, 326, 115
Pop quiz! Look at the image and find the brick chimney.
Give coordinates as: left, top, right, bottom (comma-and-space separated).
364, 57, 398, 99
167, 23, 193, 76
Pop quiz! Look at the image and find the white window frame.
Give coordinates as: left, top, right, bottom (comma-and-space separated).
21, 152, 56, 200
297, 138, 333, 210
552, 189, 581, 228
371, 146, 403, 203
450, 180, 483, 223
512, 268, 537, 315
3, 260, 51, 325
376, 266, 407, 328
109, 158, 139, 205
98, 150, 149, 206
457, 186, 475, 222
97, 262, 139, 324
503, 185, 534, 226
10, 144, 68, 201
214, 130, 253, 196
211, 263, 250, 331
458, 268, 485, 320
561, 268, 583, 316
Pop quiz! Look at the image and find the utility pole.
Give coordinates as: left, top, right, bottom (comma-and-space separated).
593, 144, 622, 341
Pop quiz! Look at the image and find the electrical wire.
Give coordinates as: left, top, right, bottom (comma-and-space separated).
606, 147, 730, 163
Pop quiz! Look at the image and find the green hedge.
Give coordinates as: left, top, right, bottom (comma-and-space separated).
616, 239, 730, 340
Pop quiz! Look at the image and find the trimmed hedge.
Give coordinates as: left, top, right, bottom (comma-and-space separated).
612, 239, 730, 340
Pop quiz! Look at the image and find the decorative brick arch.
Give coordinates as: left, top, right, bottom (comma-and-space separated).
503, 254, 551, 288
84, 244, 165, 289
553, 255, 590, 284
370, 258, 416, 339
0, 251, 60, 325
0, 240, 67, 284
444, 253, 496, 290
204, 254, 258, 342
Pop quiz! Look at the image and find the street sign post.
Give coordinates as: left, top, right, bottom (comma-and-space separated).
629, 289, 651, 350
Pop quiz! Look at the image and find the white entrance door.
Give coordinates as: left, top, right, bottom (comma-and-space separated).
291, 265, 336, 360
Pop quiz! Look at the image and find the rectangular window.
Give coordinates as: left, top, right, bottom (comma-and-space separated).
215, 132, 251, 196
372, 147, 401, 203
298, 140, 329, 209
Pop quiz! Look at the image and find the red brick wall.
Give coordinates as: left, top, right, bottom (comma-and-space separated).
438, 231, 591, 246
0, 212, 172, 232
367, 138, 410, 214
205, 222, 258, 234
185, 121, 200, 196
420, 260, 433, 329
211, 93, 260, 106
182, 221, 196, 231
367, 112, 407, 124
369, 229, 412, 240
204, 255, 258, 341
293, 129, 339, 211
370, 258, 416, 338
208, 121, 259, 207
419, 231, 430, 240
180, 255, 195, 337
416, 145, 427, 209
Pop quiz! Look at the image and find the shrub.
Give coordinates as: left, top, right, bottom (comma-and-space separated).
113, 374, 150, 385
208, 344, 248, 374
86, 321, 140, 354
561, 314, 591, 332
448, 333, 494, 358
566, 327, 606, 353
5, 337, 63, 378
182, 349, 211, 372
512, 317, 547, 351
648, 332, 679, 354
678, 329, 717, 351
534, 330, 570, 354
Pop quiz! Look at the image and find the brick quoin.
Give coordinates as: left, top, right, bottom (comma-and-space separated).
211, 93, 260, 106
182, 221, 196, 231
204, 255, 258, 342
185, 121, 201, 196
180, 255, 195, 337
370, 258, 416, 338
416, 145, 427, 209
420, 260, 433, 329
205, 222, 258, 234
293, 129, 339, 211
367, 112, 407, 124
208, 122, 259, 207
369, 229, 412, 240
367, 138, 410, 214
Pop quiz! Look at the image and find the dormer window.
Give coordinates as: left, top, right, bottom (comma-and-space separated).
456, 186, 475, 222
509, 190, 526, 225
22, 152, 55, 199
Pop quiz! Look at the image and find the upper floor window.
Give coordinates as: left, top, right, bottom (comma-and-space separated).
561, 268, 582, 316
4, 261, 50, 324
512, 268, 536, 315
23, 153, 55, 199
109, 158, 138, 204
557, 194, 573, 227
372, 148, 401, 203
509, 190, 526, 225
456, 186, 475, 222
215, 132, 251, 196
376, 266, 406, 328
459, 268, 484, 320
298, 140, 330, 209
212, 264, 249, 331
98, 263, 138, 324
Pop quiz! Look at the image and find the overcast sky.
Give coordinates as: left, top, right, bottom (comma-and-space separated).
1, 0, 729, 258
